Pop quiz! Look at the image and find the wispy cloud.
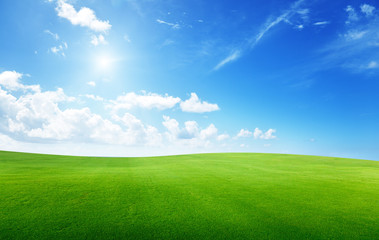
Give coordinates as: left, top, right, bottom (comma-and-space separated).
44, 29, 59, 40
214, 0, 308, 70
251, 0, 306, 46
367, 61, 378, 69
345, 5, 359, 24
213, 50, 240, 70
156, 19, 180, 29
313, 21, 330, 26
318, 5, 379, 72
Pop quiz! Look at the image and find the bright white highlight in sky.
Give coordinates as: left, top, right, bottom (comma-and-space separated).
95, 55, 114, 71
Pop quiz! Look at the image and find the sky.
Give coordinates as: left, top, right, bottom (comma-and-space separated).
0, 0, 378, 160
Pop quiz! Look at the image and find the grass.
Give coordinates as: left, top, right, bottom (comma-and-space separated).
0, 150, 378, 239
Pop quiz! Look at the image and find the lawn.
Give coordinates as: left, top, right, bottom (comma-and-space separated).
0, 151, 378, 239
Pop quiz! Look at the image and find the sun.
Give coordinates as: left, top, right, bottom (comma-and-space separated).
96, 56, 113, 70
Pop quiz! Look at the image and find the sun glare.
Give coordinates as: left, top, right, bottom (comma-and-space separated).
96, 55, 114, 71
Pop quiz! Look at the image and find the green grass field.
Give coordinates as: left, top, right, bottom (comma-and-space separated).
0, 151, 378, 239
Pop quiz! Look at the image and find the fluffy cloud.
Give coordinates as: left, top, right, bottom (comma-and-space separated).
87, 81, 96, 87
56, 0, 111, 32
83, 94, 104, 101
0, 71, 233, 151
367, 61, 378, 69
162, 116, 219, 147
0, 85, 160, 146
91, 34, 107, 46
254, 128, 277, 140
234, 127, 276, 140
200, 124, 218, 140
180, 93, 219, 113
50, 43, 67, 57
108, 92, 181, 111
217, 134, 230, 141
360, 4, 375, 17
0, 71, 40, 92
345, 5, 359, 24
236, 129, 252, 138
0, 70, 165, 147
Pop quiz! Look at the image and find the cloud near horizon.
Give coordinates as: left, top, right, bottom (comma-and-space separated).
0, 70, 230, 149
180, 93, 219, 113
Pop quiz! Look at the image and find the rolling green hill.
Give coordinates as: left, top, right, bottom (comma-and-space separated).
0, 151, 378, 239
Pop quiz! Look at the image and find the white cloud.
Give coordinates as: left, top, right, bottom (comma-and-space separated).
161, 39, 174, 47
361, 4, 375, 17
0, 71, 40, 92
236, 129, 252, 138
296, 24, 304, 30
87, 81, 96, 87
83, 94, 104, 101
56, 0, 111, 32
112, 113, 162, 146
254, 128, 277, 140
0, 70, 240, 153
123, 35, 131, 43
162, 115, 180, 140
345, 5, 359, 24
253, 128, 263, 139
200, 124, 218, 140
367, 61, 378, 69
156, 19, 180, 29
214, 50, 240, 71
319, 7, 379, 72
313, 21, 330, 26
214, 0, 307, 70
91, 34, 108, 46
162, 116, 219, 147
0, 78, 163, 146
180, 93, 219, 113
255, 0, 306, 44
108, 92, 181, 111
217, 134, 229, 141
344, 30, 367, 40
50, 43, 67, 57
44, 29, 59, 40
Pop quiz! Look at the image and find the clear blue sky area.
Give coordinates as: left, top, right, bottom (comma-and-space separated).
0, 0, 378, 159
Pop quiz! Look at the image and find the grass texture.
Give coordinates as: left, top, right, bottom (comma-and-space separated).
0, 151, 378, 239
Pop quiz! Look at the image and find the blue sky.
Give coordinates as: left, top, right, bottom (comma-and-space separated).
0, 0, 378, 159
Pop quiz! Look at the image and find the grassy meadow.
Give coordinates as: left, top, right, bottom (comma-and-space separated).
0, 151, 378, 239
